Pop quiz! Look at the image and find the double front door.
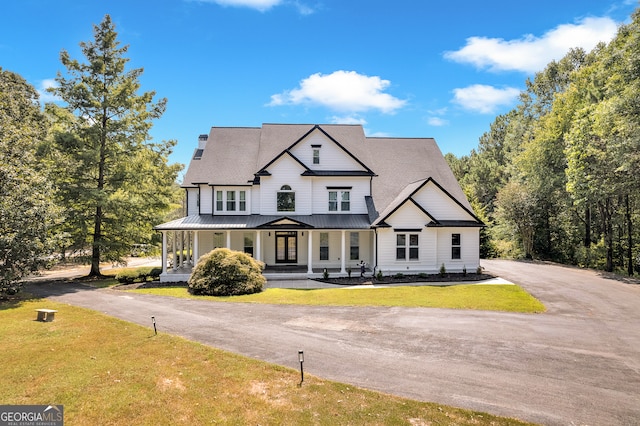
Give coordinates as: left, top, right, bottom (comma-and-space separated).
275, 231, 297, 263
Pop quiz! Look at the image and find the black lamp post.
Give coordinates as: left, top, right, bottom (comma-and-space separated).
151, 316, 157, 335
298, 350, 304, 384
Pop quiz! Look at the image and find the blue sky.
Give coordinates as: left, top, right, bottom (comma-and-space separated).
1, 0, 637, 177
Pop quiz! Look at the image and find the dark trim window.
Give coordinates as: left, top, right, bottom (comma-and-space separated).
216, 190, 223, 211
244, 233, 254, 256
328, 190, 350, 212
239, 191, 246, 211
226, 191, 236, 211
313, 148, 320, 164
396, 233, 419, 260
350, 232, 359, 260
452, 233, 461, 259
277, 185, 295, 212
319, 232, 329, 261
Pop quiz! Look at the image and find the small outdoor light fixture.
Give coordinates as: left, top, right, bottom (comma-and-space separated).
298, 350, 304, 384
151, 316, 157, 335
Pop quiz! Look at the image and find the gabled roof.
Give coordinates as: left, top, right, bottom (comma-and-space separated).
181, 124, 475, 218
372, 177, 483, 227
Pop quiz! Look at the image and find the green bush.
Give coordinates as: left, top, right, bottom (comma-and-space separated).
188, 248, 265, 296
439, 263, 446, 277
375, 270, 384, 281
115, 266, 162, 284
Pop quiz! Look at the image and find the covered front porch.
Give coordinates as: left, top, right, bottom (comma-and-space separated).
155, 214, 375, 283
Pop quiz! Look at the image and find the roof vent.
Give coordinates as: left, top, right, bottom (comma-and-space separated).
193, 149, 204, 160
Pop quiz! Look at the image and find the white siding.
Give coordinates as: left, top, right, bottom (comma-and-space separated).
413, 182, 474, 221
310, 177, 370, 214
260, 156, 312, 215
435, 228, 480, 272
289, 131, 367, 172
212, 186, 251, 215
251, 186, 260, 214
186, 188, 199, 215
385, 201, 432, 228
200, 185, 213, 214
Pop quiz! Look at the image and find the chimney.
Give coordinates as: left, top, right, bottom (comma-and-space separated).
198, 134, 208, 149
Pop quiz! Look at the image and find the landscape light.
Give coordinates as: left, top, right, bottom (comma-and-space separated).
298, 350, 304, 385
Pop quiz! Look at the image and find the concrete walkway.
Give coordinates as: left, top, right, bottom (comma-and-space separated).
25, 260, 640, 425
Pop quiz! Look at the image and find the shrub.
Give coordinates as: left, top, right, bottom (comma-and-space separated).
394, 272, 404, 279
462, 265, 467, 276
418, 272, 428, 279
476, 265, 483, 275
188, 248, 265, 296
115, 266, 162, 284
439, 263, 446, 277
375, 270, 384, 281
347, 267, 352, 278
323, 268, 329, 279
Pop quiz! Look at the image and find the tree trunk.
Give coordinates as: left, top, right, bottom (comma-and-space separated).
599, 199, 614, 272
584, 204, 591, 247
89, 111, 108, 277
89, 205, 102, 276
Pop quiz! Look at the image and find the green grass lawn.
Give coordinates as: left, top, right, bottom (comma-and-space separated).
1, 298, 536, 425
130, 284, 546, 313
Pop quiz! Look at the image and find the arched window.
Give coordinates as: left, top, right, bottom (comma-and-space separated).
277, 185, 295, 212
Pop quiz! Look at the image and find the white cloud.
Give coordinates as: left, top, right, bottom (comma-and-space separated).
445, 16, 618, 73
427, 116, 448, 126
452, 84, 520, 114
269, 70, 407, 114
192, 0, 314, 13
330, 115, 367, 125
37, 78, 62, 103
195, 0, 282, 12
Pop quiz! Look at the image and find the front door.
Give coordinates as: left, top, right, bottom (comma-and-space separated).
275, 231, 297, 263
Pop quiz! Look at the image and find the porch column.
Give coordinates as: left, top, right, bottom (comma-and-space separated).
340, 230, 346, 274
193, 231, 199, 265
226, 230, 231, 249
161, 231, 167, 274
179, 231, 184, 268
172, 231, 178, 271
255, 230, 262, 261
186, 231, 191, 265
307, 230, 313, 274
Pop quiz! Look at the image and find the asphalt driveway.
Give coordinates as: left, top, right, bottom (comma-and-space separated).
26, 260, 640, 425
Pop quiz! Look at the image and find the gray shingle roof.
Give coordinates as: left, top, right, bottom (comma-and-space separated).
180, 123, 472, 216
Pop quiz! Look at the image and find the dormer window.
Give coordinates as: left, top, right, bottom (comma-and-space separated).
328, 187, 351, 212
277, 185, 295, 212
311, 144, 321, 165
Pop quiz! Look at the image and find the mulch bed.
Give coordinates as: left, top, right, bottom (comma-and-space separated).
316, 272, 496, 286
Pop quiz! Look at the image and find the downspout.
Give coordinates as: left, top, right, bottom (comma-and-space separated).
374, 227, 379, 274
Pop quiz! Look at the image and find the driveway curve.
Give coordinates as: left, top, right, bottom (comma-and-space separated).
26, 260, 640, 425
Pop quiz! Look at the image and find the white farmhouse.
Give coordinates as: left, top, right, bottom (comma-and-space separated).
155, 124, 483, 281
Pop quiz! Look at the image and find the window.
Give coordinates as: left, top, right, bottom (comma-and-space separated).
239, 191, 246, 211
328, 190, 350, 212
226, 191, 236, 211
341, 191, 350, 211
452, 233, 461, 259
277, 185, 295, 212
328, 191, 338, 211
319, 232, 329, 260
313, 148, 320, 164
396, 234, 406, 260
396, 233, 419, 260
193, 149, 204, 160
244, 233, 254, 256
350, 232, 359, 260
216, 191, 223, 211
409, 234, 419, 259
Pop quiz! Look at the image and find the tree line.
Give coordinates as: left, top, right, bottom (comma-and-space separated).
1, 15, 183, 295
447, 7, 640, 275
